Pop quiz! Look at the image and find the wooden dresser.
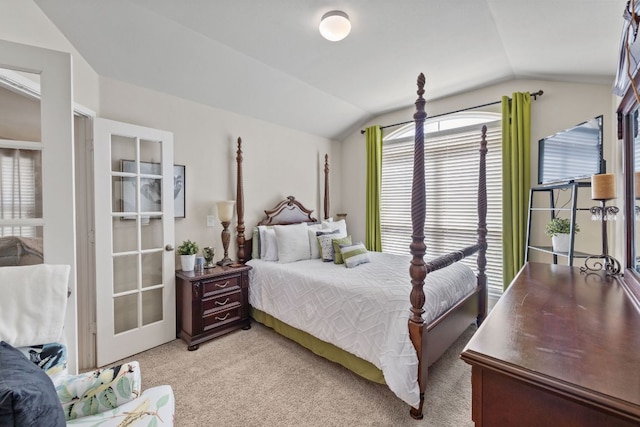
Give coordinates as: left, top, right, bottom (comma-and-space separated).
461, 262, 640, 427
175, 264, 251, 350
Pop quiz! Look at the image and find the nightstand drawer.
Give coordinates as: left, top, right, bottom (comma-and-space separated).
201, 275, 240, 297
203, 304, 242, 330
202, 289, 242, 315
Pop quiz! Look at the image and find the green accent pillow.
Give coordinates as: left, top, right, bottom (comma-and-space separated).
332, 235, 352, 264
341, 242, 371, 268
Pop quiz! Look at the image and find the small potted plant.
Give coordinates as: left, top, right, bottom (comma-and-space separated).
177, 239, 199, 271
545, 217, 579, 253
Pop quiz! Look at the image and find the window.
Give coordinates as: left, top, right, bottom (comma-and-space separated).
381, 112, 504, 302
0, 148, 41, 237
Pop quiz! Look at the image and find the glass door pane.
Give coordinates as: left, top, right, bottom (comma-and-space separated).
110, 131, 164, 335
0, 70, 44, 266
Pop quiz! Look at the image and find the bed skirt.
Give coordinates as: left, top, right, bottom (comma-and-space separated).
250, 306, 385, 385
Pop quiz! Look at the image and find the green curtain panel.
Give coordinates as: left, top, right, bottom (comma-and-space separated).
502, 93, 531, 290
365, 125, 383, 251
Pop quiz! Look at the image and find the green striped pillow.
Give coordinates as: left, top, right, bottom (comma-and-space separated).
332, 235, 352, 264
340, 242, 370, 268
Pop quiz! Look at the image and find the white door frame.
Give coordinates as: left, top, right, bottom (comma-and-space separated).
0, 39, 78, 373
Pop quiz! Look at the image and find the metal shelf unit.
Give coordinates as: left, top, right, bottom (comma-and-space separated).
525, 181, 593, 265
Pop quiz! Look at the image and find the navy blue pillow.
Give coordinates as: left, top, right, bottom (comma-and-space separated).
0, 341, 65, 426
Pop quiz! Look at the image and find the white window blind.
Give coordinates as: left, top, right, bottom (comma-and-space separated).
0, 148, 39, 237
381, 120, 503, 302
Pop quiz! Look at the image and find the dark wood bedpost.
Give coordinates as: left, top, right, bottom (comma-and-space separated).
408, 73, 428, 420
324, 154, 330, 220
236, 137, 246, 263
476, 126, 488, 325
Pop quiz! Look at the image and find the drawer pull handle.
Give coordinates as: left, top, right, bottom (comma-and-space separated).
215, 298, 230, 306
215, 313, 230, 321
215, 281, 230, 288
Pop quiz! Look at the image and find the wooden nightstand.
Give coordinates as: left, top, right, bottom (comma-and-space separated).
175, 264, 251, 350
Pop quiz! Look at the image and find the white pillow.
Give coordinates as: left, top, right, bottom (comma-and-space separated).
307, 223, 324, 259
258, 225, 278, 261
251, 226, 260, 259
275, 223, 311, 263
322, 219, 347, 237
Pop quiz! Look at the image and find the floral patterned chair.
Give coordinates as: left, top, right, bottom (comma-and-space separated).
0, 264, 175, 426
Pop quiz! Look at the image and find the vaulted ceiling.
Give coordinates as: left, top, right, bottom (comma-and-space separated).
34, 0, 627, 140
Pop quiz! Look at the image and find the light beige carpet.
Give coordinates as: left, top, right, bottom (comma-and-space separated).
124, 322, 476, 426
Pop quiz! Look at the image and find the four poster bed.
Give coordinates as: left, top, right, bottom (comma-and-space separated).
233, 74, 488, 419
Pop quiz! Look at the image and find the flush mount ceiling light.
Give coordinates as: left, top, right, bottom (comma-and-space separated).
319, 10, 351, 41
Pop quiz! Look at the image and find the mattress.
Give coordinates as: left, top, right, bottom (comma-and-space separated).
247, 251, 476, 407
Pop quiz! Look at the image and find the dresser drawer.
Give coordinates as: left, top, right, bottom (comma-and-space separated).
200, 275, 240, 297
202, 289, 242, 315
203, 304, 242, 331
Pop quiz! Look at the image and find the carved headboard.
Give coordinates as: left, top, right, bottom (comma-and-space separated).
257, 196, 317, 226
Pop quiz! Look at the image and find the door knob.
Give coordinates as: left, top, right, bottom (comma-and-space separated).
165, 244, 174, 251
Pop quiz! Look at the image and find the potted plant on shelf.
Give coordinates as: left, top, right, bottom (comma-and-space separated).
177, 239, 199, 271
545, 217, 579, 254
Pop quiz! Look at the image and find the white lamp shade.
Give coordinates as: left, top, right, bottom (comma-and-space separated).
319, 11, 351, 41
216, 200, 235, 222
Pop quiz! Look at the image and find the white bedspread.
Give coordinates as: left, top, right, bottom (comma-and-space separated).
247, 251, 476, 407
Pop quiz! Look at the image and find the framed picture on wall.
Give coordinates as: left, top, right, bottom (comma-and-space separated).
173, 164, 185, 218
121, 160, 186, 218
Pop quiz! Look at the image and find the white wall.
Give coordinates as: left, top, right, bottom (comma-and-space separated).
0, 0, 99, 112
340, 79, 620, 261
99, 77, 341, 260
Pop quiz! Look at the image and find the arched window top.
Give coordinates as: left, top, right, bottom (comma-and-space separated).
383, 111, 501, 141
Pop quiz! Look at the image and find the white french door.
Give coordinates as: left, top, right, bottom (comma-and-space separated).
93, 118, 176, 366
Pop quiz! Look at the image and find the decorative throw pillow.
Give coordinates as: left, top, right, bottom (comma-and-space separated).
340, 242, 371, 268
316, 229, 342, 262
332, 235, 352, 264
258, 226, 278, 261
18, 342, 68, 385
275, 223, 311, 263
57, 361, 141, 421
0, 341, 66, 426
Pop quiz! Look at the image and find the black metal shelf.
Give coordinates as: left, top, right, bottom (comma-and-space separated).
527, 245, 592, 259
525, 181, 593, 265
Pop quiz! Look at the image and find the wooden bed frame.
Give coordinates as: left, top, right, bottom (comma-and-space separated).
233, 73, 488, 419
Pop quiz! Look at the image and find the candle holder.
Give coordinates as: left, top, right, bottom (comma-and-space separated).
589, 205, 619, 221
582, 174, 621, 276
580, 254, 622, 276
216, 200, 235, 267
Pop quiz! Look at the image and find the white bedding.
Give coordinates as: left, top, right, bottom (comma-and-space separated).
247, 251, 476, 407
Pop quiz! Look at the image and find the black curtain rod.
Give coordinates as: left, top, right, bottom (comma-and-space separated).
359, 90, 544, 134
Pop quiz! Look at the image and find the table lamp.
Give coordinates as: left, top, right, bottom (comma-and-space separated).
216, 200, 235, 266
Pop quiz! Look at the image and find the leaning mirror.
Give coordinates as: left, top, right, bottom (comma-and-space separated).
635, 109, 640, 273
